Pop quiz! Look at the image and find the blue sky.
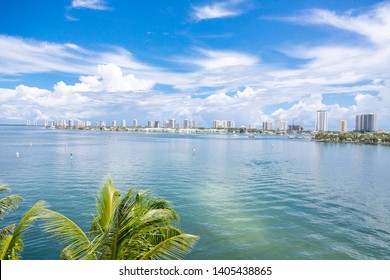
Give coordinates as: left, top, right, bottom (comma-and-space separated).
1, 0, 390, 130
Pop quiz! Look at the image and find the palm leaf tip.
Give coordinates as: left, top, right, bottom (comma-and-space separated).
0, 194, 24, 220
141, 232, 199, 260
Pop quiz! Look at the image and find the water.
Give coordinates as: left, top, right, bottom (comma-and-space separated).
0, 126, 389, 259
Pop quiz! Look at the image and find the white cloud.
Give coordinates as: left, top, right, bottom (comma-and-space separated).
54, 64, 155, 93
292, 3, 390, 45
0, 64, 155, 122
71, 0, 109, 10
185, 49, 258, 69
0, 35, 151, 76
192, 0, 248, 21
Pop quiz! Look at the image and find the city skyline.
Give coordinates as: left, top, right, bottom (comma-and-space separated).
26, 111, 381, 132
1, 1, 390, 130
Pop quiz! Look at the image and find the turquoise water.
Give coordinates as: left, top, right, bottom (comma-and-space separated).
0, 126, 389, 259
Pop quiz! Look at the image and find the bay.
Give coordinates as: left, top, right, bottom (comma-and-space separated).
0, 126, 389, 259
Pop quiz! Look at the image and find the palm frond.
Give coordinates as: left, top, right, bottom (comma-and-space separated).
0, 235, 13, 260
0, 185, 9, 192
41, 209, 94, 259
0, 194, 24, 221
140, 228, 199, 260
0, 224, 16, 240
90, 176, 121, 235
0, 200, 46, 259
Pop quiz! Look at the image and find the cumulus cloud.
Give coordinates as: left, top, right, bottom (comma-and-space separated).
54, 64, 155, 93
0, 64, 155, 122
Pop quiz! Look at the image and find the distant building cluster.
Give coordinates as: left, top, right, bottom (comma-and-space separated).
313, 110, 378, 133
145, 119, 196, 129
25, 111, 379, 132
212, 120, 235, 129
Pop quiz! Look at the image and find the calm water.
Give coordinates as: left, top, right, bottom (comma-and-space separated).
0, 126, 389, 259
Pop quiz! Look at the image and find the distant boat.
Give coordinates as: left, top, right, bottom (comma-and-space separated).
248, 134, 255, 138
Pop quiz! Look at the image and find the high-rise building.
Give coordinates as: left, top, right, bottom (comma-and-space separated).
213, 120, 223, 128
275, 120, 288, 131
154, 121, 160, 128
77, 120, 85, 127
44, 119, 49, 127
112, 120, 117, 127
147, 120, 153, 128
26, 120, 31, 126
121, 120, 126, 127
100, 121, 106, 127
262, 122, 272, 131
133, 119, 138, 127
340, 120, 347, 133
355, 114, 377, 132
85, 121, 92, 127
168, 119, 176, 129
288, 124, 303, 131
183, 119, 191, 129
315, 110, 328, 131
227, 120, 235, 128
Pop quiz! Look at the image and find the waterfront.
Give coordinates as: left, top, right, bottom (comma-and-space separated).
0, 126, 389, 259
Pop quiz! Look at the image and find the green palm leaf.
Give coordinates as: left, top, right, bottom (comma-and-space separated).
42, 209, 94, 260
0, 224, 16, 240
140, 228, 199, 260
0, 186, 24, 221
90, 176, 121, 236
0, 200, 46, 260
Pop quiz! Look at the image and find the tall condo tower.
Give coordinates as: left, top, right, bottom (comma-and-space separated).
340, 120, 347, 133
315, 110, 328, 131
355, 114, 377, 132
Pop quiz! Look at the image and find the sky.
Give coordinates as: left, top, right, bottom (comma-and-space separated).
1, 0, 390, 130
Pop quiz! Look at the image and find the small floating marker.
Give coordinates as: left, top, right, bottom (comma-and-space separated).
192, 148, 196, 156
70, 152, 73, 160
16, 152, 19, 159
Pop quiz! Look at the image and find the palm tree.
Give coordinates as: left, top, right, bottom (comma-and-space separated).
43, 176, 199, 260
0, 184, 46, 260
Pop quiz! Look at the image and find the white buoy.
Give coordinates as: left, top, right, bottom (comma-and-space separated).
192, 148, 196, 156
16, 152, 19, 159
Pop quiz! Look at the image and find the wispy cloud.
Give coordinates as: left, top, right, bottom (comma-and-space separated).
180, 48, 258, 69
0, 35, 152, 76
71, 0, 109, 10
280, 2, 390, 45
192, 0, 248, 21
